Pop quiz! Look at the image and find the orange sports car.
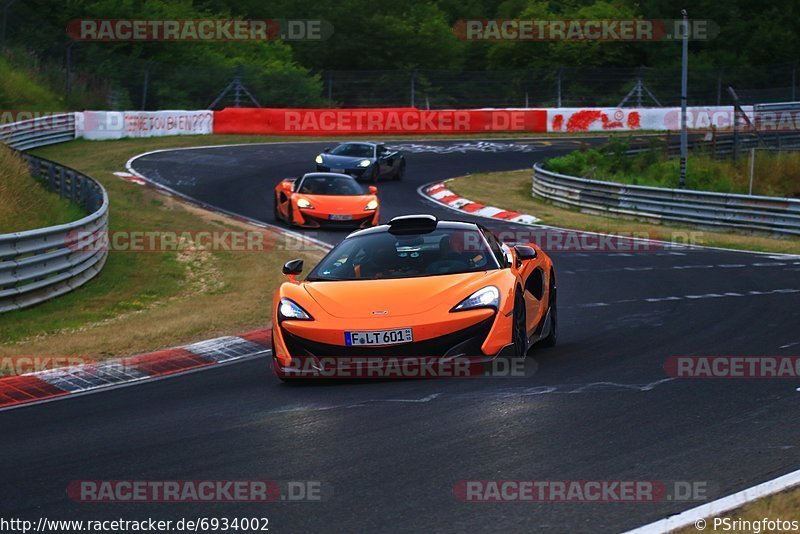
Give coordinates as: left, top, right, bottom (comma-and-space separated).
274, 172, 380, 229
271, 214, 557, 380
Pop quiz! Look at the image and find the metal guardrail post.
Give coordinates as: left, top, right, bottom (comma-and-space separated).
532, 162, 800, 237
0, 113, 110, 313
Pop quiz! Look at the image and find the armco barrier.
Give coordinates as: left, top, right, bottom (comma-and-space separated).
532, 163, 800, 236
0, 116, 109, 313
0, 113, 76, 150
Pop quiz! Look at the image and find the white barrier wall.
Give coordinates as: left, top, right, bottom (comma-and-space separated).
547, 106, 754, 133
77, 111, 214, 140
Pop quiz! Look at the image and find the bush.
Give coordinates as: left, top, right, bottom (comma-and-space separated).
546, 142, 800, 196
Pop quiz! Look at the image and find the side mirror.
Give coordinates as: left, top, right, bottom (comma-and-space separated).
282, 259, 304, 276
514, 245, 537, 262
323, 147, 331, 153
281, 180, 293, 191
368, 186, 378, 194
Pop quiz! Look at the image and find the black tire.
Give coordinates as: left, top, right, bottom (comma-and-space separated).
286, 201, 295, 227
512, 290, 529, 359
540, 273, 558, 348
393, 160, 405, 180
370, 164, 380, 183
273, 194, 280, 222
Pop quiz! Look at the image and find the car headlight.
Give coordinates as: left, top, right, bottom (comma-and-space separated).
315, 155, 324, 164
358, 159, 372, 167
451, 286, 500, 312
279, 298, 313, 321
365, 199, 378, 210
296, 198, 313, 209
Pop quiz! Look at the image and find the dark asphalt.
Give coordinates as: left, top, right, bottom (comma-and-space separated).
1, 137, 799, 534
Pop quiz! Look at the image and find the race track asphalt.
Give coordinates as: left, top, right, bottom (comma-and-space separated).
1, 137, 799, 533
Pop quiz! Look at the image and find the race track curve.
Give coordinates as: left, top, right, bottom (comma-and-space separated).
1, 137, 799, 533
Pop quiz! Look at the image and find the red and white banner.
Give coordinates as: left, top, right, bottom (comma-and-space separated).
213, 107, 548, 135
77, 110, 214, 140
547, 106, 752, 133
71, 106, 770, 139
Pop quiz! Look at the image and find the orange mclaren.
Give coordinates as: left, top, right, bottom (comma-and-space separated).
274, 172, 380, 229
271, 215, 557, 380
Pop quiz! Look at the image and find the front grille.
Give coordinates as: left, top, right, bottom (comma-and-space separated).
282, 316, 495, 358
303, 214, 373, 228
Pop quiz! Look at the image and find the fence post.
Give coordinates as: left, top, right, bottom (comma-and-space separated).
410, 71, 416, 108
556, 67, 562, 107
327, 71, 333, 104
141, 63, 151, 111
711, 125, 717, 158
65, 42, 75, 99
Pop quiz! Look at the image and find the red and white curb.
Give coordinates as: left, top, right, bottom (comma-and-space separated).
422, 181, 540, 225
0, 329, 272, 412
112, 171, 146, 185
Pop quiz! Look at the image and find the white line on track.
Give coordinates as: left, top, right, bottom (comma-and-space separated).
573, 288, 800, 308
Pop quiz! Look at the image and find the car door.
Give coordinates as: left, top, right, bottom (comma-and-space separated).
484, 229, 545, 335
376, 144, 395, 177
276, 179, 296, 219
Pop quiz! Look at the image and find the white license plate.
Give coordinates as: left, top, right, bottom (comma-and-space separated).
328, 214, 353, 221
345, 328, 413, 346
331, 168, 344, 173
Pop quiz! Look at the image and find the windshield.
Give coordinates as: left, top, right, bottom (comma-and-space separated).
329, 143, 375, 158
298, 175, 366, 196
307, 228, 499, 280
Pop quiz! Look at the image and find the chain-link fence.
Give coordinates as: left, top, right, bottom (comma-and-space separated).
14, 44, 800, 110
149, 63, 800, 110
321, 64, 800, 109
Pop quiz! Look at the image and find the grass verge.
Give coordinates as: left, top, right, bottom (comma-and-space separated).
547, 139, 800, 197
675, 485, 800, 533
446, 169, 800, 255
0, 144, 86, 232
0, 135, 329, 375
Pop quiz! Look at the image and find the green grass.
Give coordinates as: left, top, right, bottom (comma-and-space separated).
0, 144, 86, 232
0, 55, 66, 110
447, 169, 800, 255
0, 136, 327, 369
546, 139, 800, 198
675, 486, 800, 533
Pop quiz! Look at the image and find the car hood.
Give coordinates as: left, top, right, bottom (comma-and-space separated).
302, 272, 492, 319
321, 154, 373, 166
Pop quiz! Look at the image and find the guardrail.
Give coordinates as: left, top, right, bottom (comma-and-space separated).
0, 115, 109, 313
0, 114, 77, 150
532, 163, 800, 236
